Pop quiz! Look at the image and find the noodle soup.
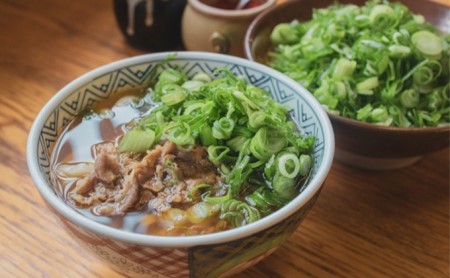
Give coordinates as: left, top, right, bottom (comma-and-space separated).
50, 67, 316, 236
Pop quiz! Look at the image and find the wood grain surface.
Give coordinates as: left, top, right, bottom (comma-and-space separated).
0, 0, 448, 277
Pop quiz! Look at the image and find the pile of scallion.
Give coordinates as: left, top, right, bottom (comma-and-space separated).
119, 67, 315, 227
269, 0, 449, 127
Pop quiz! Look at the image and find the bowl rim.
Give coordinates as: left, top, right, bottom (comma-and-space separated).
27, 51, 334, 248
328, 113, 450, 133
244, 0, 450, 133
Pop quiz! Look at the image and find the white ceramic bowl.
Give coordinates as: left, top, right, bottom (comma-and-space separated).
27, 52, 334, 277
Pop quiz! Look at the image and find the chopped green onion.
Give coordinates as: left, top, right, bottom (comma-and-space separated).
427, 86, 448, 111
245, 188, 272, 215
227, 135, 249, 152
270, 23, 299, 45
118, 128, 155, 153
371, 106, 389, 122
412, 60, 442, 93
400, 89, 419, 108
165, 122, 194, 146
250, 127, 286, 160
161, 88, 186, 106
298, 154, 312, 176
272, 173, 295, 200
269, 0, 449, 127
192, 72, 212, 83
182, 80, 204, 92
264, 154, 276, 180
212, 117, 235, 140
204, 188, 231, 204
187, 202, 221, 224
226, 155, 251, 197
333, 58, 357, 80
187, 183, 211, 200
356, 77, 379, 95
369, 5, 397, 30
277, 153, 300, 179
357, 104, 373, 121
388, 45, 411, 57
158, 68, 186, 84
199, 125, 217, 147
248, 111, 267, 128
207, 145, 230, 165
220, 199, 260, 227
296, 135, 316, 153
411, 30, 444, 59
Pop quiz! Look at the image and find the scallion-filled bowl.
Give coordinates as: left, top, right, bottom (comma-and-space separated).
27, 52, 334, 277
245, 0, 450, 170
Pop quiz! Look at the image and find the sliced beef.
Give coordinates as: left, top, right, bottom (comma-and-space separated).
67, 140, 222, 216
93, 176, 139, 216
71, 173, 98, 195
94, 141, 116, 155
68, 174, 117, 207
185, 172, 217, 189
134, 145, 162, 185
135, 189, 154, 210
142, 179, 165, 193
162, 141, 177, 155
95, 152, 120, 184
92, 141, 121, 184
175, 145, 216, 179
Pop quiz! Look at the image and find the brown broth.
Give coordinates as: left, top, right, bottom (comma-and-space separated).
50, 90, 230, 236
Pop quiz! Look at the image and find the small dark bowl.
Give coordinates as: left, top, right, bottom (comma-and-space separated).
245, 0, 450, 170
113, 0, 186, 50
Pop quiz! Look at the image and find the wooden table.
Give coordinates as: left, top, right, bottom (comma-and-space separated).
0, 0, 448, 277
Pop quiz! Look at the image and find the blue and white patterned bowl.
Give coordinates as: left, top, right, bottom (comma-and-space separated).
27, 52, 334, 278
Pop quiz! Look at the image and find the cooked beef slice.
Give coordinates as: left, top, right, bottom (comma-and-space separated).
95, 152, 120, 184
68, 140, 221, 216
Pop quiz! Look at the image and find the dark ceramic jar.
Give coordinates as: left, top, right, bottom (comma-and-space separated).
113, 0, 187, 50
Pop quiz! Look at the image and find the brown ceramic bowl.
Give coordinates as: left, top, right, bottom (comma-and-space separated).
182, 0, 276, 57
245, 0, 450, 170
